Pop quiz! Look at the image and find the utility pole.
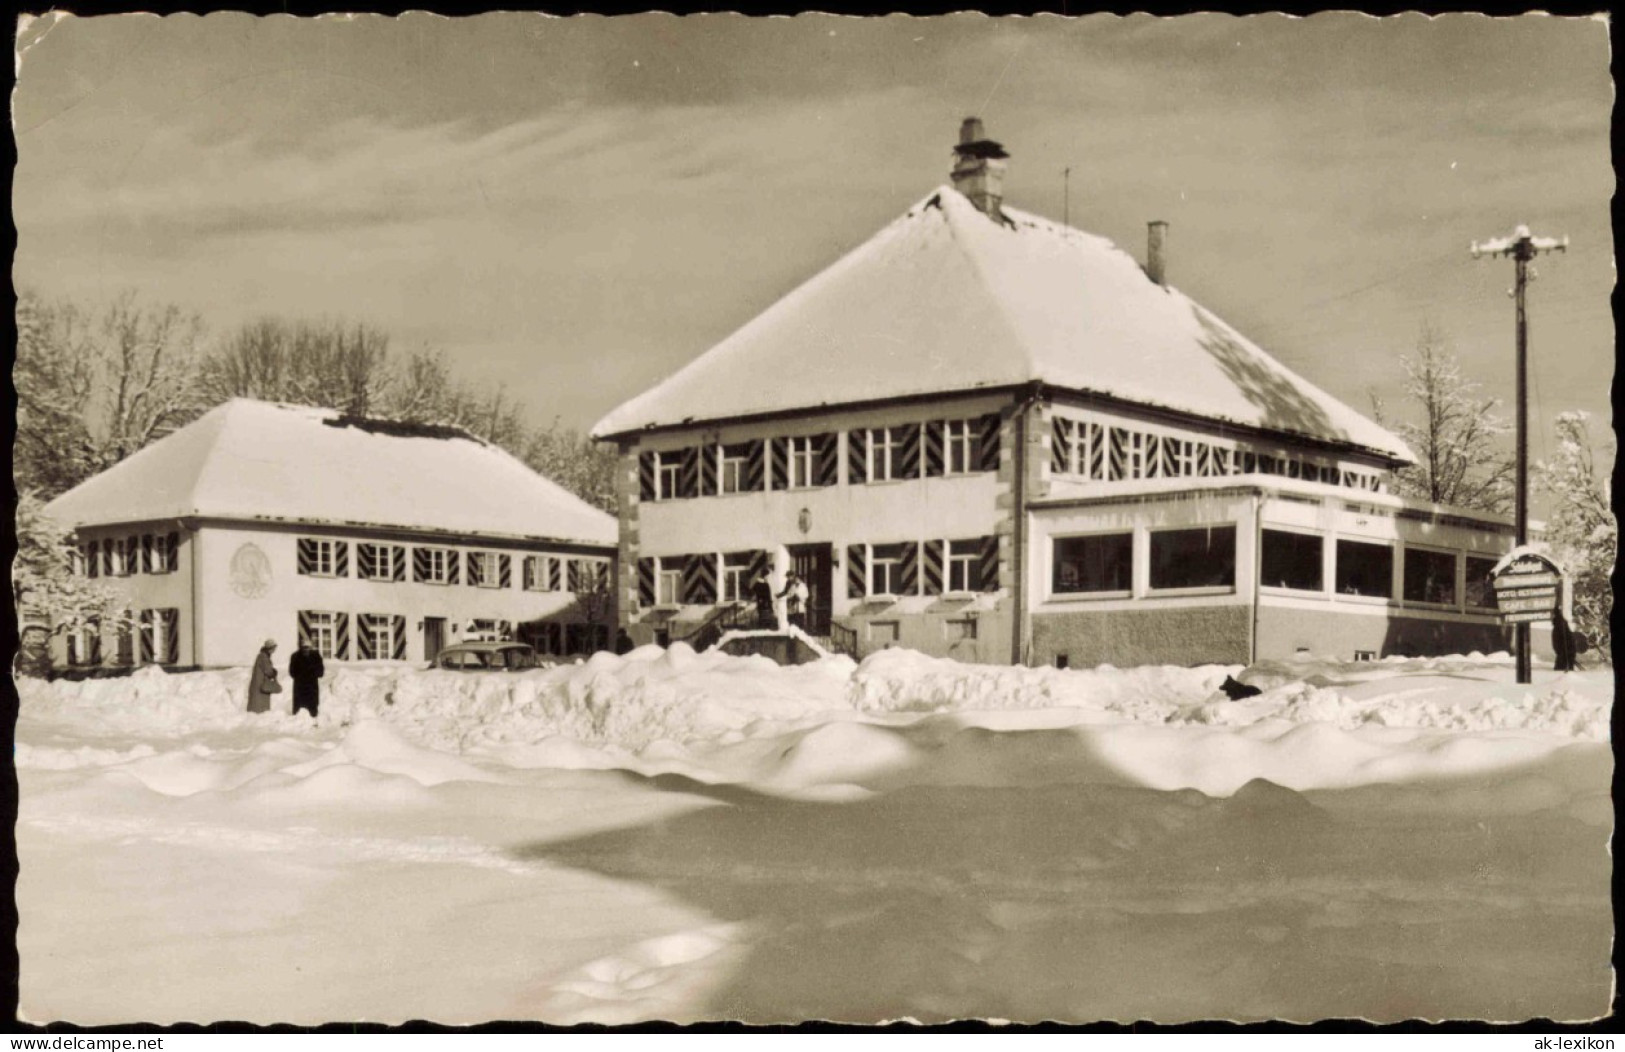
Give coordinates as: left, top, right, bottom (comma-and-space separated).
1471, 224, 1567, 685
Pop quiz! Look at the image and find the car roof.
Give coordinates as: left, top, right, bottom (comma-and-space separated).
441, 641, 532, 652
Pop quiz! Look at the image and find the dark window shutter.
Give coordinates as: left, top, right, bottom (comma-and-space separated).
126, 536, 139, 576
897, 541, 920, 595
393, 546, 406, 581
1051, 415, 1073, 474
335, 613, 350, 661
978, 534, 1000, 593
896, 423, 921, 480
815, 433, 839, 487
848, 429, 868, 485
846, 545, 867, 599
335, 542, 349, 578
770, 437, 789, 491
639, 451, 657, 501
139, 611, 154, 663
923, 539, 946, 595
548, 557, 562, 591
637, 557, 656, 606
699, 442, 718, 497
977, 413, 1002, 473
392, 616, 407, 660
448, 551, 461, 586
924, 420, 946, 478
499, 554, 512, 588
86, 543, 99, 579
165, 532, 179, 573
748, 549, 773, 584
744, 439, 765, 492
102, 539, 113, 576
678, 446, 699, 499
86, 621, 102, 665
683, 554, 717, 605
139, 534, 153, 574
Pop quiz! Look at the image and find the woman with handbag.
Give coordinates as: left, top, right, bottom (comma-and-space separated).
247, 638, 283, 714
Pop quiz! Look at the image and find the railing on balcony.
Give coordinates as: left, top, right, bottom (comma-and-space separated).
826, 621, 859, 660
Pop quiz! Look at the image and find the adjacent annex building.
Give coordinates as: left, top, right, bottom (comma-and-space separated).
592, 119, 1520, 668
44, 399, 618, 670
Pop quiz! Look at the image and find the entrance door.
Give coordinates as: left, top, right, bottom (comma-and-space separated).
423, 617, 447, 662
787, 543, 833, 635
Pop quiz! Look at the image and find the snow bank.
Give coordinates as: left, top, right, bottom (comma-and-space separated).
19, 647, 1608, 765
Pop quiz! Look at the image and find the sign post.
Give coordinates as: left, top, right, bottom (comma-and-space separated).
1489, 550, 1564, 683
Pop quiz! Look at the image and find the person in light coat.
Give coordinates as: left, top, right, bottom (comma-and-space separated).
247, 639, 280, 714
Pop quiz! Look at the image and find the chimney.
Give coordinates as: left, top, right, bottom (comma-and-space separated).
1146, 220, 1169, 286
951, 116, 1010, 220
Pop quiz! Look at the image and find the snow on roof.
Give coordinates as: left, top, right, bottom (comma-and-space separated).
593, 187, 1413, 463
45, 399, 618, 547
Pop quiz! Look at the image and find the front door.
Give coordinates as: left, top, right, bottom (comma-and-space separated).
423, 617, 447, 662
788, 543, 833, 635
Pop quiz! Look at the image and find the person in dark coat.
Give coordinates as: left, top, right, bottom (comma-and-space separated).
1551, 606, 1577, 672
750, 569, 775, 629
247, 639, 280, 714
289, 638, 326, 718
614, 628, 635, 655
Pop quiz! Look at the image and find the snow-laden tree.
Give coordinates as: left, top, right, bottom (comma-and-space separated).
13, 492, 129, 673
1376, 324, 1515, 514
1536, 411, 1615, 658
15, 290, 206, 499
522, 420, 618, 514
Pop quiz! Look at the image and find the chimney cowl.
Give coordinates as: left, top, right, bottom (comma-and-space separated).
951, 116, 1009, 220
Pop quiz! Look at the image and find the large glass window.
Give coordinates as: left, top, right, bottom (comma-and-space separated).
656, 563, 682, 606
1336, 539, 1393, 598
1150, 526, 1235, 591
657, 451, 683, 500
945, 419, 975, 475
870, 543, 908, 595
1053, 533, 1133, 594
358, 543, 401, 581
1404, 547, 1458, 606
1464, 554, 1499, 610
722, 552, 754, 602
720, 444, 750, 494
788, 436, 817, 488
869, 428, 899, 481
1260, 529, 1323, 592
947, 539, 981, 593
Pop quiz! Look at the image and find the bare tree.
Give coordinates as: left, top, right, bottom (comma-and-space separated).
90, 293, 208, 468
1375, 324, 1514, 513
15, 292, 96, 499
522, 419, 618, 514
199, 318, 391, 416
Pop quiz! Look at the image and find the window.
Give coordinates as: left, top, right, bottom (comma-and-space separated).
83, 542, 100, 579
523, 555, 558, 592
870, 543, 908, 596
111, 618, 134, 666
947, 539, 981, 593
358, 543, 403, 582
1150, 526, 1236, 591
1404, 547, 1458, 606
144, 533, 178, 574
788, 436, 816, 489
1464, 555, 1500, 610
468, 551, 505, 589
720, 444, 750, 494
945, 618, 977, 643
722, 552, 754, 602
357, 614, 402, 660
657, 451, 683, 500
67, 621, 100, 666
1053, 533, 1133, 594
569, 558, 608, 594
869, 621, 901, 646
1336, 539, 1393, 599
297, 538, 348, 578
108, 537, 130, 577
656, 562, 682, 606
1261, 529, 1324, 592
414, 547, 456, 585
140, 608, 179, 664
945, 420, 975, 475
869, 427, 899, 481
297, 610, 345, 659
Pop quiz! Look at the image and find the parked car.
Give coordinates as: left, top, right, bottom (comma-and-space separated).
430, 641, 541, 671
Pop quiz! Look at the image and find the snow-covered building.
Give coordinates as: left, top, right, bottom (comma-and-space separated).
593, 120, 1523, 668
43, 399, 618, 670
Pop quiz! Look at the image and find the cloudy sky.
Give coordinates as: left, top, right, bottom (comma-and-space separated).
14, 12, 1613, 467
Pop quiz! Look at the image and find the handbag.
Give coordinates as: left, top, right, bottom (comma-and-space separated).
266, 671, 284, 694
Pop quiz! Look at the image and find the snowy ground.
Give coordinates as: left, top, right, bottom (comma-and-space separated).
15, 646, 1614, 1024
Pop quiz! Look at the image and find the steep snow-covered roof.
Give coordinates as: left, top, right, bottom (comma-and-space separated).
45, 399, 618, 547
593, 187, 1412, 463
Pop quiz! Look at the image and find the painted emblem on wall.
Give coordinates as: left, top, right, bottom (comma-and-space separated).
229, 543, 272, 599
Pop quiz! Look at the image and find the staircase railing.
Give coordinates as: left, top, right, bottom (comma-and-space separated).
670, 602, 754, 652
